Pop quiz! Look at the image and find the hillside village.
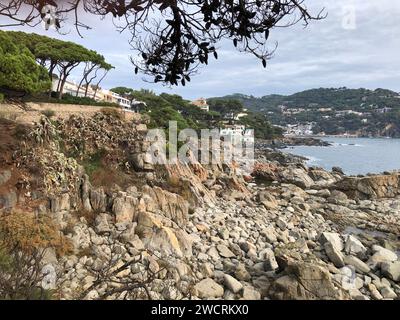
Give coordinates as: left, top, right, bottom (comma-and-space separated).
214, 88, 400, 138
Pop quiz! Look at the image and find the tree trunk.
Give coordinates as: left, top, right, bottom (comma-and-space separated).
58, 74, 67, 100
92, 69, 109, 100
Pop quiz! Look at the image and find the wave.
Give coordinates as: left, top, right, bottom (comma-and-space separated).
333, 142, 364, 147
305, 156, 321, 163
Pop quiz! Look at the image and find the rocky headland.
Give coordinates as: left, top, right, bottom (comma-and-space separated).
0, 105, 399, 300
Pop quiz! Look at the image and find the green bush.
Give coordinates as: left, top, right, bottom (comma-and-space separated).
0, 30, 51, 95
23, 92, 120, 107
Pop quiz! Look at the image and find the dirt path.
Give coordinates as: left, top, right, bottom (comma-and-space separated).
0, 102, 140, 124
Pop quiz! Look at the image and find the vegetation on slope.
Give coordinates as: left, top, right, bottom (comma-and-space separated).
214, 88, 400, 137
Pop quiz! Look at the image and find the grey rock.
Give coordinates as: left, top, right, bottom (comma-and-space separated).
371, 245, 398, 262
218, 228, 230, 240
217, 245, 235, 258
380, 286, 397, 299
324, 242, 345, 268
319, 232, 344, 251
263, 248, 279, 271
242, 286, 261, 300
344, 255, 371, 274
276, 218, 287, 231
381, 261, 400, 282
193, 278, 224, 298
235, 263, 251, 281
327, 190, 348, 205
344, 235, 367, 257
261, 225, 277, 243
223, 274, 243, 293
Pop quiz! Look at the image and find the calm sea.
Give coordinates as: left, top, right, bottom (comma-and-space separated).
283, 137, 400, 175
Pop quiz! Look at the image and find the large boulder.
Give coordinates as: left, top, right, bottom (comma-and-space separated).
136, 211, 192, 257
327, 190, 349, 205
368, 245, 398, 267
90, 187, 108, 212
280, 167, 314, 189
344, 256, 370, 274
335, 173, 400, 199
258, 191, 279, 210
269, 262, 345, 300
309, 169, 337, 187
112, 192, 138, 223
319, 232, 344, 251
324, 242, 345, 268
381, 261, 400, 282
344, 235, 367, 257
141, 186, 189, 226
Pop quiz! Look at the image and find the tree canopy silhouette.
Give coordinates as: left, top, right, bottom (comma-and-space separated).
0, 1, 324, 86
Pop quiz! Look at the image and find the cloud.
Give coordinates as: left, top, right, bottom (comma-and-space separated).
4, 1, 400, 99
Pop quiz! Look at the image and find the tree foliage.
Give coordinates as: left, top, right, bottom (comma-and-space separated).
0, 30, 51, 95
238, 112, 283, 139
0, 1, 324, 86
208, 98, 244, 120
220, 88, 400, 137
1, 30, 113, 99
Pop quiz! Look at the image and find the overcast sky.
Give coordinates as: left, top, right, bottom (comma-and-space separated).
4, 0, 400, 99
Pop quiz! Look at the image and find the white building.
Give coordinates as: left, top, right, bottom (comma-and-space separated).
285, 123, 314, 136
220, 125, 254, 144
52, 78, 143, 110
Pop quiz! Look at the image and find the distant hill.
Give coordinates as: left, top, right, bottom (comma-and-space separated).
212, 87, 400, 112
209, 88, 400, 137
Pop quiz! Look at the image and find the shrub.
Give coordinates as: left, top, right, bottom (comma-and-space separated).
0, 211, 71, 300
0, 245, 55, 300
100, 107, 123, 120
82, 148, 107, 178
74, 209, 97, 228
0, 31, 51, 95
41, 109, 56, 119
0, 211, 72, 256
0, 93, 4, 103
13, 123, 30, 139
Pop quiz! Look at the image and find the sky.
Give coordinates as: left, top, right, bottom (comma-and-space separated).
3, 0, 400, 100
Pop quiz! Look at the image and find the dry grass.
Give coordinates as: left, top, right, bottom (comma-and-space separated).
0, 110, 18, 121
0, 211, 73, 256
0, 102, 140, 124
41, 109, 56, 119
100, 107, 124, 120
74, 209, 98, 227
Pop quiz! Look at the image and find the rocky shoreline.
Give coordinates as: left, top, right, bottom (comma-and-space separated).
256, 136, 331, 150
0, 110, 399, 300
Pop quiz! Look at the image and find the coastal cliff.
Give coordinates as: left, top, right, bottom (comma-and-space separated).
1, 104, 400, 300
